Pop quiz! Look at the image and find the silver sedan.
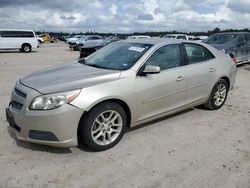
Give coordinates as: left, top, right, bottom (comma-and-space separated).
6, 38, 237, 151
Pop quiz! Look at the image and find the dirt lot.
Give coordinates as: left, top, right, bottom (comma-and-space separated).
0, 42, 250, 188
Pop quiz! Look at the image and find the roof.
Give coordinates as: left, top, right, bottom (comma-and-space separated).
211, 32, 250, 35
124, 38, 189, 45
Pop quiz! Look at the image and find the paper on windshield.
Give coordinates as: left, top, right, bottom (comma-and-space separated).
129, 46, 145, 52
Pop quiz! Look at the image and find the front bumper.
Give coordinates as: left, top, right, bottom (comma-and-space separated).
6, 82, 84, 147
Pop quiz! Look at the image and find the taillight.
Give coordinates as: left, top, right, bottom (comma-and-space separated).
229, 53, 237, 64
232, 57, 237, 64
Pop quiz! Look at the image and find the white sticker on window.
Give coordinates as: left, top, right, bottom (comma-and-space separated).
129, 46, 145, 52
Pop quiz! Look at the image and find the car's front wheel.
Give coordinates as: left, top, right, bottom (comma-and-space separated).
79, 102, 127, 151
205, 79, 229, 110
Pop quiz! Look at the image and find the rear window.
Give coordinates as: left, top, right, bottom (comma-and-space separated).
0, 31, 34, 38
163, 35, 176, 39
203, 34, 237, 44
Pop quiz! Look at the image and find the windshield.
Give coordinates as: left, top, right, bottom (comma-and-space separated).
80, 42, 152, 70
203, 34, 237, 44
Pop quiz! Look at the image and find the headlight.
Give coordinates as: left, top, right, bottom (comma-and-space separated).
29, 89, 81, 110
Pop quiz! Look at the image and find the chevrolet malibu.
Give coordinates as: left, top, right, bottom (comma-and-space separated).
6, 38, 237, 151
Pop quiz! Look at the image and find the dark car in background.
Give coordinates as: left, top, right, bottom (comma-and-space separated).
203, 32, 250, 65
79, 36, 125, 58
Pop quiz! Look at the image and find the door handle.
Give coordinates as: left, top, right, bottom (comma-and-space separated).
209, 67, 215, 72
176, 76, 184, 81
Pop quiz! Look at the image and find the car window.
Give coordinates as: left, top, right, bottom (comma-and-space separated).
163, 35, 176, 39
0, 31, 34, 38
204, 34, 237, 44
177, 35, 186, 40
237, 34, 246, 44
245, 34, 250, 44
145, 44, 181, 71
184, 43, 215, 64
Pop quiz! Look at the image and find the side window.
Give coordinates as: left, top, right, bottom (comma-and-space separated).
145, 44, 181, 71
245, 34, 250, 44
0, 31, 34, 38
237, 34, 246, 45
184, 43, 215, 64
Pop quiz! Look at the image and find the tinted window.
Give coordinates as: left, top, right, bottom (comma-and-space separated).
237, 34, 246, 44
163, 35, 176, 39
176, 35, 186, 39
204, 34, 237, 44
145, 44, 181, 71
184, 43, 215, 64
88, 36, 102, 40
246, 34, 250, 44
0, 31, 34, 38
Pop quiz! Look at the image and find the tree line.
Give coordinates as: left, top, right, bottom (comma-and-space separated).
36, 27, 250, 38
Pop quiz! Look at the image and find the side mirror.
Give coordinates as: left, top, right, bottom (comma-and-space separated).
142, 65, 160, 74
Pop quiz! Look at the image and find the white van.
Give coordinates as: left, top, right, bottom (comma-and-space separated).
0, 29, 38, 52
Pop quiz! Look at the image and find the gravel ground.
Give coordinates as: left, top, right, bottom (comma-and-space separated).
0, 42, 250, 188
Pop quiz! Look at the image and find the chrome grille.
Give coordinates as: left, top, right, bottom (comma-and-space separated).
10, 87, 27, 111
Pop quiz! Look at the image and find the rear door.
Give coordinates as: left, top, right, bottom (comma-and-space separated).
135, 44, 187, 121
182, 43, 217, 105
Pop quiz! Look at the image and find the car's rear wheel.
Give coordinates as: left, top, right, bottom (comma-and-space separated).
21, 43, 31, 53
79, 102, 127, 151
205, 79, 229, 110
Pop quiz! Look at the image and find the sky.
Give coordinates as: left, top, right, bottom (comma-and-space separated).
0, 0, 250, 33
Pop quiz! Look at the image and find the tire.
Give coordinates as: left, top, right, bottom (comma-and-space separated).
77, 44, 83, 51
38, 40, 42, 45
204, 79, 229, 110
79, 102, 127, 151
21, 43, 31, 53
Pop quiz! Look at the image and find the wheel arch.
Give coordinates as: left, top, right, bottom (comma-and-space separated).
21, 42, 32, 48
77, 98, 132, 144
220, 76, 230, 89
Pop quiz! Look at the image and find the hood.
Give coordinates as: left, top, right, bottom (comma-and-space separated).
207, 43, 233, 51
21, 62, 121, 94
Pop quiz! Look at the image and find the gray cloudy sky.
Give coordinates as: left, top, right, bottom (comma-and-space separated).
0, 0, 250, 33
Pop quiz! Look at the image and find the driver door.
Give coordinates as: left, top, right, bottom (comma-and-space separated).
135, 44, 187, 121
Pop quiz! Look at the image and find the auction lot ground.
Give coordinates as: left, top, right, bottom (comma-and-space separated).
0, 42, 250, 188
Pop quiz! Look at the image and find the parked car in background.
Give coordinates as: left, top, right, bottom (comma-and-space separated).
66, 35, 85, 45
188, 36, 208, 42
72, 35, 104, 51
203, 32, 250, 65
187, 35, 195, 40
79, 36, 125, 58
0, 29, 38, 52
162, 34, 189, 40
127, 35, 151, 39
37, 36, 44, 44
38, 33, 58, 43
6, 38, 236, 151
79, 45, 106, 58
